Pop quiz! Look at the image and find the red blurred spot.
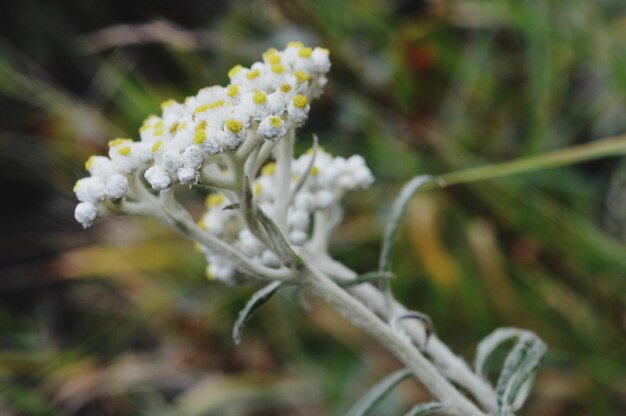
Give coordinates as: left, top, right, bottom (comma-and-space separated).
405, 44, 436, 73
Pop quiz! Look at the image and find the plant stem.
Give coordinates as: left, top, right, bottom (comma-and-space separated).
430, 134, 626, 188
310, 252, 497, 412
274, 130, 294, 233
303, 265, 487, 416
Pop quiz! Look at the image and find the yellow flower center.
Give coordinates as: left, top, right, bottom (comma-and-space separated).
293, 94, 308, 109
246, 69, 260, 80
261, 162, 276, 175
293, 70, 310, 83
298, 47, 312, 58
253, 90, 267, 104
194, 130, 206, 144
271, 64, 284, 74
160, 99, 176, 109
225, 119, 243, 133
228, 65, 242, 78
206, 193, 225, 207
227, 84, 239, 97
269, 116, 282, 128
85, 155, 96, 170
108, 138, 132, 147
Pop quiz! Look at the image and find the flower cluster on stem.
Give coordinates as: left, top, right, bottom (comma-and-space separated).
71, 42, 543, 416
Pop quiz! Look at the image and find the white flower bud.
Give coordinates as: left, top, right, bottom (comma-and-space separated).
86, 156, 116, 179
74, 202, 98, 228
315, 190, 335, 209
288, 209, 310, 230
257, 115, 287, 141
74, 177, 106, 203
162, 150, 185, 172
261, 250, 281, 268
182, 146, 204, 169
289, 229, 308, 246
105, 174, 128, 199
294, 192, 314, 211
145, 166, 172, 191
177, 167, 197, 184
312, 47, 331, 72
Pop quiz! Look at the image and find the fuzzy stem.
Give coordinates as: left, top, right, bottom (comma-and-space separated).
156, 191, 294, 282
303, 265, 487, 416
274, 129, 294, 233
311, 253, 497, 412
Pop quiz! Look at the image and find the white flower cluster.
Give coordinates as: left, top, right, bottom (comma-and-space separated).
199, 148, 374, 283
73, 42, 331, 228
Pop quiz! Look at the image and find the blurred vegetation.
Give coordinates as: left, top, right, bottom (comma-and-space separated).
1, 0, 625, 414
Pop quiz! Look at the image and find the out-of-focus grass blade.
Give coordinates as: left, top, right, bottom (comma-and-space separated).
232, 281, 282, 345
403, 402, 446, 416
346, 368, 412, 416
0, 382, 63, 416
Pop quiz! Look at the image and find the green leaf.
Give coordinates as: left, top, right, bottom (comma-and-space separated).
475, 327, 527, 378
378, 175, 440, 272
257, 208, 303, 269
494, 334, 546, 415
232, 281, 282, 345
346, 368, 412, 416
403, 402, 446, 416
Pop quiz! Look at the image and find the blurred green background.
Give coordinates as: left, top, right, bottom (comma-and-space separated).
1, 0, 626, 414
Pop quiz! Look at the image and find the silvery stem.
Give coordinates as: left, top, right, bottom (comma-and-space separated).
303, 265, 487, 416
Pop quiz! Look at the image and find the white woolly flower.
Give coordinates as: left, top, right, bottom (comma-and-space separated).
219, 118, 247, 151
182, 146, 203, 169
75, 202, 98, 228
74, 177, 106, 203
257, 115, 287, 140
287, 94, 310, 126
145, 166, 172, 191
177, 167, 197, 184
162, 150, 185, 173
85, 155, 116, 179
105, 174, 129, 200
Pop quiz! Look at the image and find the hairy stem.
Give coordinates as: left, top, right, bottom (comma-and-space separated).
274, 129, 294, 233
310, 253, 497, 412
156, 191, 294, 282
303, 265, 487, 416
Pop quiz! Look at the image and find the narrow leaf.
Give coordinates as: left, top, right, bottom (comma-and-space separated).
337, 271, 394, 287
403, 402, 446, 416
347, 368, 412, 416
289, 133, 318, 204
222, 203, 240, 211
257, 208, 303, 269
475, 327, 527, 378
378, 175, 441, 272
495, 334, 546, 416
232, 281, 282, 345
